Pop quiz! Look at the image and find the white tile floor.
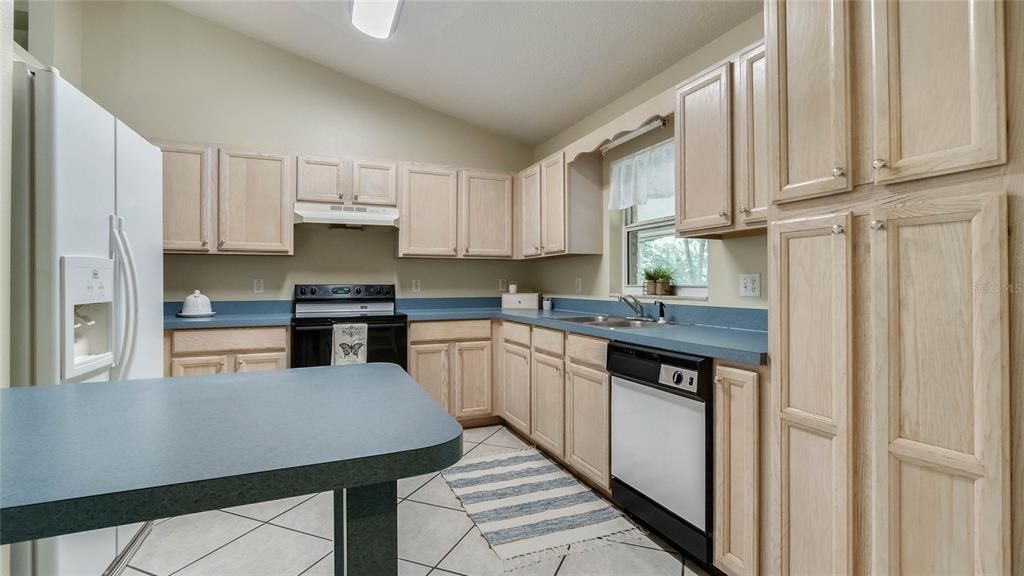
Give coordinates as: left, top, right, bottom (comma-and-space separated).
127, 425, 704, 576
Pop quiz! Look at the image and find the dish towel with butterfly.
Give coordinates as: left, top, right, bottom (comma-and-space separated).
332, 323, 368, 365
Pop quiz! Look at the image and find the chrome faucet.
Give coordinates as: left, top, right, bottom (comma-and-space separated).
618, 295, 646, 319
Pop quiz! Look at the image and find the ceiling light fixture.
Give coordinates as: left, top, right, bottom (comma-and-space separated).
351, 0, 403, 39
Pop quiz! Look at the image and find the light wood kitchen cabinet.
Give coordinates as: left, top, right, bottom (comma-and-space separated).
409, 342, 451, 412
398, 163, 459, 257
165, 327, 289, 377
500, 331, 532, 434
518, 164, 541, 258
734, 43, 769, 224
714, 365, 760, 576
353, 158, 398, 206
871, 0, 1006, 184
769, 212, 852, 575
531, 349, 565, 458
296, 155, 352, 203
540, 153, 566, 255
675, 63, 732, 233
564, 334, 610, 490
234, 351, 289, 373
869, 192, 1009, 574
459, 170, 513, 258
160, 143, 214, 253
453, 340, 493, 419
217, 148, 293, 254
767, 0, 852, 203
408, 321, 493, 421
170, 355, 227, 377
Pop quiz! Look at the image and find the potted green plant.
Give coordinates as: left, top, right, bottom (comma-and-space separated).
652, 266, 674, 295
642, 268, 659, 295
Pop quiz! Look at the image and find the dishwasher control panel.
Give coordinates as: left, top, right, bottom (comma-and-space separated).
657, 365, 699, 394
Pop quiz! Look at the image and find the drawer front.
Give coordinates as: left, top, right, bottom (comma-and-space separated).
172, 327, 288, 355
409, 320, 491, 343
531, 327, 564, 357
502, 322, 531, 347
566, 334, 607, 369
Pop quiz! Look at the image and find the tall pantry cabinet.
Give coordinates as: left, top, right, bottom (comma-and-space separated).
764, 0, 1011, 575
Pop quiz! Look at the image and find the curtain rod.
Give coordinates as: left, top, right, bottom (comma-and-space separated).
600, 117, 668, 156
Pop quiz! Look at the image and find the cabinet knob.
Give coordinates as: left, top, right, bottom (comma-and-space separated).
714, 375, 723, 385
218, 240, 225, 248
832, 167, 846, 178
870, 219, 885, 230
831, 224, 845, 235
872, 159, 888, 170
739, 206, 750, 214
201, 240, 208, 247
338, 192, 345, 200
718, 210, 728, 218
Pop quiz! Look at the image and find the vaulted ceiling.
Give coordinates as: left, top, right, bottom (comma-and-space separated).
170, 1, 761, 145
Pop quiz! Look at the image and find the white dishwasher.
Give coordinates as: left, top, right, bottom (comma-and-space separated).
607, 342, 713, 566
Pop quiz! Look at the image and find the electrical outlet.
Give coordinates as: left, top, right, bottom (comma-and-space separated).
412, 279, 421, 293
740, 273, 761, 297
499, 279, 507, 292
575, 277, 583, 293
253, 278, 264, 294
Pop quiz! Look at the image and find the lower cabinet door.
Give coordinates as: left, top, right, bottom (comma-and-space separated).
170, 355, 228, 376
714, 365, 760, 576
531, 352, 565, 457
564, 361, 610, 489
234, 351, 288, 372
409, 343, 451, 413
501, 342, 532, 433
453, 340, 492, 419
870, 192, 1009, 575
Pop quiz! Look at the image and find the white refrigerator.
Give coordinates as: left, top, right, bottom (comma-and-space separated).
10, 60, 164, 575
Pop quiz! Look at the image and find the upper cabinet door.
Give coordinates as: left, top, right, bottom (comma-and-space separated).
296, 155, 352, 204
399, 163, 459, 257
160, 143, 214, 253
217, 149, 293, 254
519, 164, 542, 258
459, 170, 513, 258
769, 212, 852, 576
540, 153, 566, 255
871, 0, 1006, 184
676, 63, 732, 232
353, 158, 398, 206
735, 44, 770, 224
768, 0, 852, 203
870, 193, 1009, 575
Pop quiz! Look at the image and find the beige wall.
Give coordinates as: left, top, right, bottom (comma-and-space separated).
70, 1, 533, 302
1, 0, 12, 570
26, 0, 82, 88
534, 11, 764, 161
165, 225, 533, 301
530, 17, 768, 309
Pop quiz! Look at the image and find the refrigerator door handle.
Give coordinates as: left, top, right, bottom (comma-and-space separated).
110, 215, 131, 378
116, 217, 141, 380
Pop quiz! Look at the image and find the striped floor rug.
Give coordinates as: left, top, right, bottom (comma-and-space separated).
441, 448, 640, 563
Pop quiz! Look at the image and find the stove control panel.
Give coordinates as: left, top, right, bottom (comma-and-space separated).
294, 284, 395, 300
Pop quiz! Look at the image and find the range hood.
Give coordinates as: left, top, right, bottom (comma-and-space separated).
293, 202, 399, 227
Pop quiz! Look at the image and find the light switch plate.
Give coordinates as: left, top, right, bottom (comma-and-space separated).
412, 279, 421, 293
575, 277, 583, 293
499, 279, 507, 292
253, 278, 264, 294
740, 273, 761, 297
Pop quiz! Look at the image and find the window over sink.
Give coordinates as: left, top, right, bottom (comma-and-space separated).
613, 140, 709, 299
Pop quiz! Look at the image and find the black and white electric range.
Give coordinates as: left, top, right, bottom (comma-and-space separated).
290, 284, 408, 370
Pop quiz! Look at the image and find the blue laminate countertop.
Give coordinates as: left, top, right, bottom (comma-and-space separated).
0, 364, 462, 544
404, 308, 769, 366
163, 300, 292, 330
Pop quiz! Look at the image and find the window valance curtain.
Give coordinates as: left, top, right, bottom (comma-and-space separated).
607, 139, 675, 211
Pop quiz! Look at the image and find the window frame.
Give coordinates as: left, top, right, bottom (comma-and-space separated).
621, 215, 709, 300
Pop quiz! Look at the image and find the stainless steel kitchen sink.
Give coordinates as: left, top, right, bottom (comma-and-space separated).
557, 315, 664, 329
